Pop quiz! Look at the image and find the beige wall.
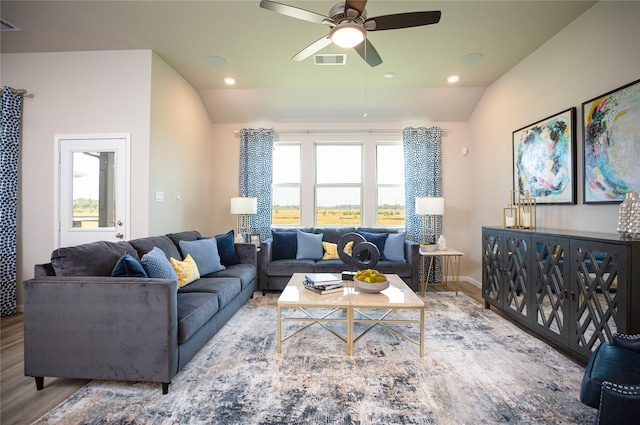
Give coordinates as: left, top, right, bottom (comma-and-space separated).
1, 49, 215, 309
466, 1, 640, 282
148, 52, 214, 236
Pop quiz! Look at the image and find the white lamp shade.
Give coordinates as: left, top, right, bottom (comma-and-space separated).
330, 22, 365, 48
415, 197, 444, 215
230, 197, 257, 214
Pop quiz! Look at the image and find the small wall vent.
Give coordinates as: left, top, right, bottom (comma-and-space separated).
314, 54, 347, 65
1, 18, 21, 31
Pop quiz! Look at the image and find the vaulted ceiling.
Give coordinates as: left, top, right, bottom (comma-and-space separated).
1, 1, 597, 123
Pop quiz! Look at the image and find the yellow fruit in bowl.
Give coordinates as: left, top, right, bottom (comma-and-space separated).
354, 269, 387, 284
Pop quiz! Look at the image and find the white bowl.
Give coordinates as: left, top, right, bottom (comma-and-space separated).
420, 244, 438, 253
353, 278, 389, 294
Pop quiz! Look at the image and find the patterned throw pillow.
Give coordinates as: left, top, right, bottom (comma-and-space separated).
179, 238, 225, 276
322, 241, 354, 260
170, 254, 200, 288
141, 247, 178, 283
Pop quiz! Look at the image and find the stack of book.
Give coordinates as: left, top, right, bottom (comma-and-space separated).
303, 273, 344, 295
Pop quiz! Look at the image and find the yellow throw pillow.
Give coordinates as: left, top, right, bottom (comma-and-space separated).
322, 241, 354, 260
170, 254, 200, 288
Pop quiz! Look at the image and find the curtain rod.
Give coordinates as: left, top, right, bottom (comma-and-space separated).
234, 128, 447, 136
1, 88, 29, 96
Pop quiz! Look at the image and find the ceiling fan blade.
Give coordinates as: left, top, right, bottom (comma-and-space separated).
345, 0, 368, 17
365, 11, 441, 31
291, 36, 333, 61
354, 39, 382, 67
259, 0, 328, 25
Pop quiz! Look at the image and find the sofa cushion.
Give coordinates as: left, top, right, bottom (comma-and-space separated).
179, 238, 225, 275
272, 230, 297, 260
322, 241, 354, 260
111, 252, 148, 278
315, 227, 356, 244
358, 231, 388, 260
268, 259, 316, 276
51, 241, 137, 276
209, 263, 255, 290
130, 235, 181, 260
176, 292, 219, 344
383, 232, 406, 263
167, 230, 201, 253
178, 277, 241, 309
141, 247, 179, 282
170, 254, 200, 288
213, 230, 240, 266
297, 230, 324, 260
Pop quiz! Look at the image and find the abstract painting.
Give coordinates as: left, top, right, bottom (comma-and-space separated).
512, 108, 576, 205
582, 79, 640, 203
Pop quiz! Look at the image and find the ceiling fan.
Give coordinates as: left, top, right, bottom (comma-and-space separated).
259, 0, 441, 67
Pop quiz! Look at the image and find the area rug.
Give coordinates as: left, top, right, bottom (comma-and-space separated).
34, 292, 595, 424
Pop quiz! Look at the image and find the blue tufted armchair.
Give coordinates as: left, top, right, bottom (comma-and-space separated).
580, 334, 640, 424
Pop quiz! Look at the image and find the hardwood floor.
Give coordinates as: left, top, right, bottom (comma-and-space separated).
0, 282, 503, 425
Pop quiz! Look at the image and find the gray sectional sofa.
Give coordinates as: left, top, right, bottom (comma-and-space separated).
23, 230, 256, 394
260, 227, 419, 292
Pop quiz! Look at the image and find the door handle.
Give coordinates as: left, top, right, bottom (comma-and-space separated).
115, 232, 124, 239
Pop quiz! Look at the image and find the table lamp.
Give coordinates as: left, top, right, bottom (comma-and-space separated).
230, 197, 257, 243
415, 196, 444, 246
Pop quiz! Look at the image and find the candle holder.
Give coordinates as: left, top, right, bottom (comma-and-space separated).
505, 190, 536, 230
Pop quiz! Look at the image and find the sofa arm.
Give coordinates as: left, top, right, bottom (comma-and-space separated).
259, 239, 273, 287
613, 334, 640, 353
404, 240, 420, 292
597, 382, 640, 425
23, 276, 178, 385
234, 242, 257, 265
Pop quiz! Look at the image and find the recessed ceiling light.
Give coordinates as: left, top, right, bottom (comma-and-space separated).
447, 75, 461, 83
223, 77, 237, 85
384, 72, 395, 79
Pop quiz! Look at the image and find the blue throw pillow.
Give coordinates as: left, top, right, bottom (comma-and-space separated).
296, 230, 324, 260
272, 231, 297, 261
213, 230, 239, 266
358, 231, 389, 260
179, 238, 226, 275
383, 232, 406, 263
141, 247, 178, 282
112, 252, 148, 277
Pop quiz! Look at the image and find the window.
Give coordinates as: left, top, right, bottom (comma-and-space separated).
316, 144, 362, 225
273, 134, 404, 227
272, 144, 301, 225
376, 144, 405, 226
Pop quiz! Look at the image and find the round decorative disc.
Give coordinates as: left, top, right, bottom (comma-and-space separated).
337, 232, 366, 265
351, 241, 380, 270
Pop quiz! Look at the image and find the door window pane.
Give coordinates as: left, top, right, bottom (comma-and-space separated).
72, 151, 116, 228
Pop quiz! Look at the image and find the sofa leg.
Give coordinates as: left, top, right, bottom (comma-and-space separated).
35, 377, 44, 390
162, 382, 170, 394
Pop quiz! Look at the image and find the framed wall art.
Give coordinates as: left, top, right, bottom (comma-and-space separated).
512, 107, 576, 205
582, 79, 640, 204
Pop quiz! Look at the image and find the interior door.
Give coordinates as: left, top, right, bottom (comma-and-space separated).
56, 134, 130, 247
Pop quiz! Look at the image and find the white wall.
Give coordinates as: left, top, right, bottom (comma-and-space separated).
148, 52, 214, 236
1, 50, 153, 308
466, 1, 640, 282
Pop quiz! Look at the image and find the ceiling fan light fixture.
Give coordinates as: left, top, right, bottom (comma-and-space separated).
330, 22, 365, 48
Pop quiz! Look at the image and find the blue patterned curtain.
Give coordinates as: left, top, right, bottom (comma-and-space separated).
239, 128, 273, 242
1, 87, 23, 316
403, 127, 442, 282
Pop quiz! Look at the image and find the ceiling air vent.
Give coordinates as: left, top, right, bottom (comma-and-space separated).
1, 18, 21, 31
314, 54, 347, 65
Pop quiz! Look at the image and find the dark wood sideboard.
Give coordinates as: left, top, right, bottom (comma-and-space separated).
481, 226, 640, 363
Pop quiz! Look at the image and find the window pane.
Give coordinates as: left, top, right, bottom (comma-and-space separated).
273, 144, 300, 183
316, 145, 361, 184
72, 151, 115, 228
377, 144, 404, 184
378, 187, 405, 226
316, 187, 361, 225
272, 186, 300, 225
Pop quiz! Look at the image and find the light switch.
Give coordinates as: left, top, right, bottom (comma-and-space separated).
155, 191, 164, 203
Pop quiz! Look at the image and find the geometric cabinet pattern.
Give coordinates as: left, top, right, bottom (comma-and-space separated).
482, 226, 639, 363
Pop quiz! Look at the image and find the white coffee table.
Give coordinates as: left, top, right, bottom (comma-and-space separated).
277, 273, 425, 356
